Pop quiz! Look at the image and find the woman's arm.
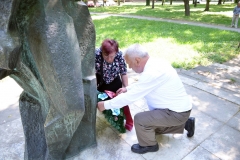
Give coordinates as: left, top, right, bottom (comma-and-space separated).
121, 74, 128, 87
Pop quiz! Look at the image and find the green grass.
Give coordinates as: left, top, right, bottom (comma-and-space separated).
89, 3, 236, 26
93, 16, 240, 69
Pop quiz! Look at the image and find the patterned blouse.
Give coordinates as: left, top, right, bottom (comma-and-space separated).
95, 48, 127, 84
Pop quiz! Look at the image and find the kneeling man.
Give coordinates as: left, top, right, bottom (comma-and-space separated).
97, 44, 195, 154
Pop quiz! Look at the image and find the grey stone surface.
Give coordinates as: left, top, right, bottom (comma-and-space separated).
178, 74, 198, 86
186, 109, 224, 144
69, 117, 145, 160
0, 77, 22, 124
0, 118, 24, 160
179, 71, 240, 106
192, 65, 240, 85
223, 55, 240, 67
193, 82, 240, 106
1, 10, 240, 160
0, 0, 97, 159
227, 111, 240, 132
1, 61, 240, 160
178, 67, 240, 95
185, 85, 239, 123
200, 125, 240, 160
183, 146, 221, 160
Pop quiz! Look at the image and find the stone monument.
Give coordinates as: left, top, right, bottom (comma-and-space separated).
0, 0, 97, 159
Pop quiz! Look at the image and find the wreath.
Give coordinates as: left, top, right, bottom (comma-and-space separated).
97, 91, 133, 133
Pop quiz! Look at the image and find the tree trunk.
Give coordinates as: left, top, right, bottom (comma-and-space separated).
146, 0, 150, 6
217, 0, 222, 5
152, 0, 155, 9
170, 0, 172, 5
204, 0, 210, 11
193, 0, 197, 7
183, 0, 190, 16
162, 0, 165, 5
118, 0, 120, 6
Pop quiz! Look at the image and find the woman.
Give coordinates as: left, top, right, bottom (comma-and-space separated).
95, 39, 128, 92
95, 39, 132, 133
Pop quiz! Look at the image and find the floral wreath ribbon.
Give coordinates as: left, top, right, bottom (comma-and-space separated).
98, 90, 133, 131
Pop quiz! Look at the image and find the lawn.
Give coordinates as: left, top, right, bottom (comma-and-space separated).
90, 2, 240, 69
89, 2, 236, 26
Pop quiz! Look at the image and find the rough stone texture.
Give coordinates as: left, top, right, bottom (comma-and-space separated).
0, 0, 97, 159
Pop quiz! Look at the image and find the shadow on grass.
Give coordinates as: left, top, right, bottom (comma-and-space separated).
93, 16, 239, 68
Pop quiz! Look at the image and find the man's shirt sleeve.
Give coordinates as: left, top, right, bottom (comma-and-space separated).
104, 71, 162, 110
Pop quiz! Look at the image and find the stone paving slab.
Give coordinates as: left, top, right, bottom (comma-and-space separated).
224, 55, 240, 67
179, 75, 240, 106
91, 13, 240, 33
0, 77, 23, 124
182, 146, 221, 160
0, 118, 24, 160
191, 65, 240, 84
226, 111, 240, 132
177, 69, 240, 94
69, 117, 145, 160
1, 72, 240, 160
193, 82, 240, 106
185, 85, 240, 123
200, 125, 240, 160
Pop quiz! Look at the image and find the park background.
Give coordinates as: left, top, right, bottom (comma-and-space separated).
86, 0, 240, 69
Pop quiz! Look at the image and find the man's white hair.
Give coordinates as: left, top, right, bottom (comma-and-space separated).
124, 44, 148, 59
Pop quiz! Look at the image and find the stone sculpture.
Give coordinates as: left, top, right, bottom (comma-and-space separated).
0, 0, 97, 159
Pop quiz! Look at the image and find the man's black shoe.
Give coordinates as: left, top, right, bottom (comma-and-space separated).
131, 143, 159, 154
184, 117, 195, 137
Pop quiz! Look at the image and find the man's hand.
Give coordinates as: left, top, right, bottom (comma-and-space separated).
116, 87, 127, 95
97, 101, 105, 112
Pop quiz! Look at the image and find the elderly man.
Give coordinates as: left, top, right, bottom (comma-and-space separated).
97, 44, 195, 154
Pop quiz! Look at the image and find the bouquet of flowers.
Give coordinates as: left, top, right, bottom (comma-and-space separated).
97, 90, 133, 133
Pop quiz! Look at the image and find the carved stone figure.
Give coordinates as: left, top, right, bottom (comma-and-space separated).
0, 0, 97, 159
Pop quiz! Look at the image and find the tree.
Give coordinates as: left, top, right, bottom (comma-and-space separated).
117, 0, 120, 6
146, 0, 150, 6
152, 0, 155, 8
170, 0, 173, 5
183, 0, 190, 16
162, 0, 165, 5
193, 0, 197, 7
204, 0, 211, 11
217, 0, 222, 5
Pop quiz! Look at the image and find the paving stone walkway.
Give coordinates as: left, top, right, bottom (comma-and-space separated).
91, 12, 240, 33
0, 13, 240, 160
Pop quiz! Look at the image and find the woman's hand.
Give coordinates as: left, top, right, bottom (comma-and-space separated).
97, 101, 105, 112
121, 74, 128, 87
116, 87, 127, 95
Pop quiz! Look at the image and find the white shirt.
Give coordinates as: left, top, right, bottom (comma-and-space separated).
104, 58, 192, 112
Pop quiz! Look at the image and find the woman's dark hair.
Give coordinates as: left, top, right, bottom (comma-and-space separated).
101, 39, 119, 55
